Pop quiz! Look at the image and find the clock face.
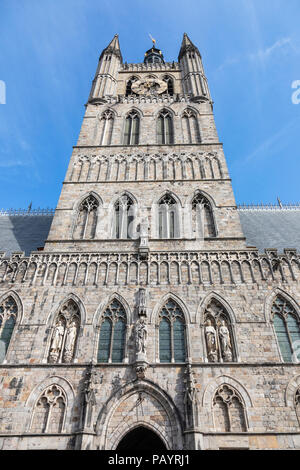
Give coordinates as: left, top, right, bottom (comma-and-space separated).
131, 78, 168, 95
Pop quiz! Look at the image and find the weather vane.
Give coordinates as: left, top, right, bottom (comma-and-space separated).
148, 33, 156, 46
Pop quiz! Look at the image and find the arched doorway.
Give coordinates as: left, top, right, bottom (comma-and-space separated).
116, 426, 167, 451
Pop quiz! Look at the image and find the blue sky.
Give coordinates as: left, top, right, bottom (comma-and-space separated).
0, 0, 299, 209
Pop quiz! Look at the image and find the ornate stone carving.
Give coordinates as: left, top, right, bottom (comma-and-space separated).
139, 218, 149, 258
205, 319, 218, 362
135, 363, 147, 380
218, 319, 233, 362
204, 300, 234, 362
135, 316, 148, 356
48, 300, 80, 364
184, 364, 199, 429
81, 365, 97, 430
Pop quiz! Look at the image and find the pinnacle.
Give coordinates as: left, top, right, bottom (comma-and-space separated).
178, 32, 201, 60
101, 33, 123, 62
106, 34, 121, 51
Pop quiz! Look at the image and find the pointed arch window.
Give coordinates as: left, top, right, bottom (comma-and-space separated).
192, 193, 216, 238
158, 194, 178, 239
182, 109, 201, 143
31, 385, 66, 434
98, 299, 127, 363
204, 299, 235, 362
73, 195, 99, 240
213, 385, 246, 432
159, 299, 186, 363
0, 296, 18, 363
114, 194, 134, 239
272, 295, 300, 362
125, 77, 138, 96
163, 75, 174, 95
100, 110, 114, 145
124, 111, 140, 145
157, 110, 174, 144
48, 300, 80, 364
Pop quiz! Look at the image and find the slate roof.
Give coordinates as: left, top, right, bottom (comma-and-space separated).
1, 207, 300, 257
0, 215, 53, 256
238, 208, 300, 253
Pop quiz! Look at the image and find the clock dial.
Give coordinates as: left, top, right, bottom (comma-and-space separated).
131, 78, 168, 95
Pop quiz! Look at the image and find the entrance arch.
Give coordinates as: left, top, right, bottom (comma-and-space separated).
116, 426, 167, 451
95, 380, 184, 450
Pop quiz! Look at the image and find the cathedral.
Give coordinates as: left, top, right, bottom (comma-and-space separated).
1, 33, 300, 450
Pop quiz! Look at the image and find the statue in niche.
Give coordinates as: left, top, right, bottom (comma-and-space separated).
49, 319, 65, 363
63, 320, 78, 363
205, 318, 218, 362
218, 319, 232, 362
135, 316, 148, 355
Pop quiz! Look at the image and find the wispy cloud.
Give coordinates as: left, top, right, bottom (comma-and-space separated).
217, 37, 298, 73
235, 116, 299, 166
249, 37, 294, 63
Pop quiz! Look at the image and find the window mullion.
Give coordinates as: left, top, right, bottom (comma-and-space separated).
109, 322, 114, 363
171, 318, 174, 362
286, 317, 295, 360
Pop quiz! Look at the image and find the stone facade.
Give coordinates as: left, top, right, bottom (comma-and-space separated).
0, 34, 300, 450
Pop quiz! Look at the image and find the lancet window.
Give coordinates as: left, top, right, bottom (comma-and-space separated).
158, 194, 178, 239
272, 295, 300, 362
192, 193, 216, 238
159, 299, 186, 363
99, 110, 114, 145
31, 385, 66, 434
124, 110, 140, 145
73, 195, 99, 240
213, 385, 246, 432
98, 299, 127, 363
0, 296, 18, 363
157, 110, 174, 144
114, 195, 135, 239
163, 75, 174, 95
182, 109, 200, 143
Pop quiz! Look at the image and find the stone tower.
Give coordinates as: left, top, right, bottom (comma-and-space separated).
1, 34, 300, 450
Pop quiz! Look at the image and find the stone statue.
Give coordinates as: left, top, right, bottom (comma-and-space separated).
63, 320, 78, 362
205, 319, 218, 362
218, 319, 232, 362
49, 319, 65, 363
135, 316, 148, 355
